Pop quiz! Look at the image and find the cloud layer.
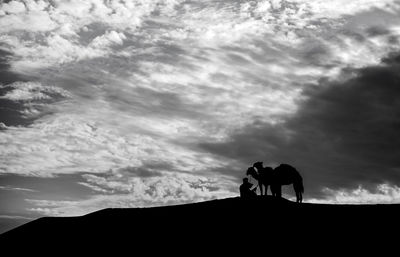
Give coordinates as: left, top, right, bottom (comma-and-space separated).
1, 0, 400, 216
27, 169, 236, 216
200, 52, 400, 197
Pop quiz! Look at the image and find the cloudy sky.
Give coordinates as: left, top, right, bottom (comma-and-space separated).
1, 0, 400, 232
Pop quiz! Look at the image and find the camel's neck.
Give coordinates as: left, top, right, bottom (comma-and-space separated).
250, 171, 260, 180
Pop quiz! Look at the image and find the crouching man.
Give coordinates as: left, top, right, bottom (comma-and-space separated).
240, 178, 257, 198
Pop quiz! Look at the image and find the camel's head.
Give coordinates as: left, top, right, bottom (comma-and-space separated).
253, 161, 263, 170
246, 167, 255, 176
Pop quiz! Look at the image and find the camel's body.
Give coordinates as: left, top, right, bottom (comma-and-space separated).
247, 163, 304, 203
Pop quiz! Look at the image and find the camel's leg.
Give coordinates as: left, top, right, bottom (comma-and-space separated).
258, 182, 263, 196
295, 192, 299, 203
294, 185, 303, 203
270, 184, 276, 197
276, 186, 282, 198
271, 185, 276, 196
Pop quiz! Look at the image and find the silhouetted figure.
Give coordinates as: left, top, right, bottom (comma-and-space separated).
239, 177, 257, 199
247, 163, 274, 196
248, 162, 304, 203
274, 164, 304, 203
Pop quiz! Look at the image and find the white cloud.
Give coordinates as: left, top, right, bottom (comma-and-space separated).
0, 108, 232, 177
89, 31, 126, 48
0, 186, 37, 192
0, 0, 185, 71
1, 0, 400, 209
0, 215, 33, 220
0, 81, 70, 101
1, 0, 400, 178
1, 1, 26, 14
77, 182, 109, 193
1, 0, 399, 74
0, 0, 184, 34
307, 184, 400, 204
0, 123, 8, 130
0, 0, 56, 33
292, 0, 400, 18
27, 171, 237, 216
1, 33, 107, 71
0, 81, 71, 121
24, 0, 48, 12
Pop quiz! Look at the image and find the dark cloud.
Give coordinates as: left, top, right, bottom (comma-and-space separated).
300, 39, 334, 67
0, 48, 24, 85
0, 173, 92, 221
365, 26, 391, 37
104, 85, 208, 120
0, 82, 69, 127
382, 52, 400, 65
0, 49, 35, 127
0, 97, 35, 127
118, 165, 163, 178
0, 173, 93, 200
0, 48, 71, 127
199, 52, 400, 199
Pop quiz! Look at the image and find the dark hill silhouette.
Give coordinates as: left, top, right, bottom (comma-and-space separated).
0, 196, 398, 254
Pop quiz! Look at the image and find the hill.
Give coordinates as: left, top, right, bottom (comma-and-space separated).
0, 196, 398, 253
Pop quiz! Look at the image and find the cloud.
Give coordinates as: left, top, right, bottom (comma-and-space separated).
0, 186, 37, 192
0, 0, 183, 34
0, 1, 56, 33
292, 0, 400, 18
0, 1, 26, 14
0, 215, 33, 220
0, 48, 24, 85
0, 110, 231, 176
0, 81, 70, 101
308, 184, 400, 204
89, 31, 126, 48
0, 33, 108, 72
0, 81, 71, 126
27, 169, 237, 216
199, 51, 400, 199
1, 0, 400, 211
0, 0, 186, 71
1, 0, 399, 74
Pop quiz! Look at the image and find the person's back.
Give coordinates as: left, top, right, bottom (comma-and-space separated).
239, 183, 248, 198
240, 178, 256, 198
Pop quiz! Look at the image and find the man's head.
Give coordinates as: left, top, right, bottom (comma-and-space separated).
243, 178, 249, 183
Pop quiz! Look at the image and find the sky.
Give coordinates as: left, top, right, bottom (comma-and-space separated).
1, 0, 400, 232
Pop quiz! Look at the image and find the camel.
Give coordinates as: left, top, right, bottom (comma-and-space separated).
246, 162, 304, 203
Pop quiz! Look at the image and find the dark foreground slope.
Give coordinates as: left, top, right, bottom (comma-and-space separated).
1, 196, 398, 253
